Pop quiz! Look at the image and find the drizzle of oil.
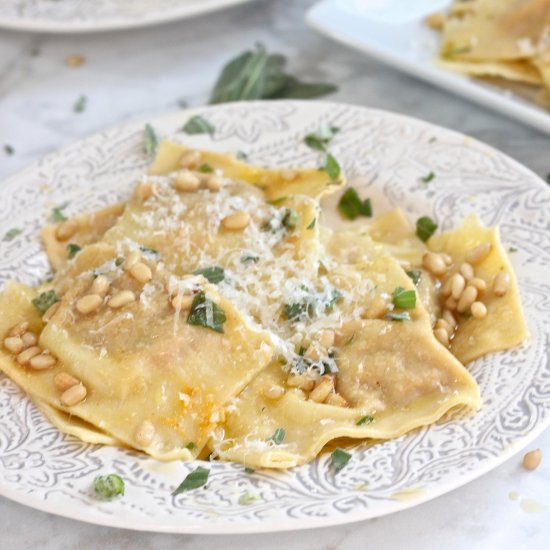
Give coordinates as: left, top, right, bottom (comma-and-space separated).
508, 491, 520, 501
391, 487, 425, 501
520, 499, 548, 513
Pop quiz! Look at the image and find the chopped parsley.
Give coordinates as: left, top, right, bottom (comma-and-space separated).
283, 287, 342, 322
307, 218, 316, 230
193, 266, 225, 284
236, 150, 248, 161
73, 95, 87, 113
115, 257, 124, 266
241, 254, 259, 264
139, 245, 160, 258
416, 216, 438, 242
385, 311, 411, 322
244, 467, 255, 474
31, 290, 60, 314
356, 415, 374, 426
238, 492, 260, 505
50, 203, 68, 223
406, 270, 421, 286
92, 474, 125, 499
338, 188, 372, 220
3, 228, 21, 241
144, 123, 158, 156
508, 247, 518, 253
392, 287, 416, 309
322, 153, 341, 181
331, 448, 352, 471
304, 126, 339, 152
269, 427, 285, 445
186, 292, 226, 333
185, 442, 196, 450
282, 208, 300, 229
4, 144, 14, 156
420, 171, 435, 183
182, 115, 215, 135
66, 243, 82, 259
171, 466, 209, 495
198, 163, 214, 173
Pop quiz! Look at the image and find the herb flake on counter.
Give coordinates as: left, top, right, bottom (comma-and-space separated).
73, 95, 87, 113
51, 203, 68, 223
323, 153, 341, 182
392, 287, 416, 309
420, 171, 435, 183
182, 115, 214, 135
4, 144, 14, 156
244, 467, 255, 474
416, 216, 438, 242
32, 290, 60, 314
331, 448, 352, 471
236, 150, 248, 161
172, 466, 209, 495
508, 247, 518, 253
385, 311, 411, 322
193, 266, 225, 284
304, 126, 339, 152
338, 188, 372, 220
3, 228, 21, 241
67, 243, 81, 259
269, 427, 285, 445
238, 492, 260, 505
144, 124, 159, 156
186, 292, 226, 333
356, 415, 374, 426
93, 474, 125, 499
406, 270, 422, 286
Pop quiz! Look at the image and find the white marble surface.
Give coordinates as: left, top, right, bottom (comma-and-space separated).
0, 0, 548, 548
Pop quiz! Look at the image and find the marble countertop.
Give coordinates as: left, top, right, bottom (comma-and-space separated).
0, 0, 548, 548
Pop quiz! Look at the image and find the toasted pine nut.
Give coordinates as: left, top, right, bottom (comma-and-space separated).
309, 376, 334, 403
445, 296, 457, 310
435, 318, 454, 337
108, 290, 136, 309
442, 254, 453, 266
55, 219, 78, 241
318, 329, 335, 349
171, 294, 194, 311
264, 385, 285, 399
61, 383, 87, 406
135, 181, 153, 201
440, 277, 453, 297
434, 328, 449, 346
205, 175, 223, 192
287, 374, 316, 391
3, 336, 23, 354
135, 420, 156, 447
125, 250, 141, 269
450, 273, 466, 300
493, 272, 510, 297
129, 262, 152, 284
54, 372, 80, 392
470, 277, 487, 292
459, 262, 474, 280
457, 285, 478, 313
173, 170, 201, 192
42, 302, 60, 323
91, 275, 110, 296
65, 54, 85, 67
522, 449, 542, 471
470, 301, 487, 319
425, 11, 445, 30
178, 150, 201, 169
76, 294, 103, 314
9, 321, 29, 337
442, 309, 456, 328
364, 296, 387, 319
21, 332, 38, 348
29, 353, 57, 370
465, 243, 492, 265
422, 252, 448, 276
324, 393, 349, 407
222, 211, 250, 230
16, 346, 42, 365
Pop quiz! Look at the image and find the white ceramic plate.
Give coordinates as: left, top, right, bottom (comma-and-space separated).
306, 0, 550, 136
0, 100, 549, 534
0, 0, 258, 33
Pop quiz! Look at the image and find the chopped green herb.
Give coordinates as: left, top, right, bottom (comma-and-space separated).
283, 301, 310, 321
331, 448, 352, 471
238, 492, 260, 505
3, 228, 21, 241
67, 243, 81, 259
241, 254, 259, 264
51, 203, 68, 223
323, 153, 341, 182
416, 216, 438, 242
244, 467, 255, 474
139, 246, 160, 258
325, 288, 343, 311
267, 196, 287, 206
236, 150, 248, 161
182, 115, 214, 135
193, 266, 225, 284
508, 247, 518, 253
307, 218, 316, 230
392, 287, 416, 309
406, 270, 422, 286
115, 257, 124, 266
144, 123, 158, 156
269, 427, 285, 445
4, 144, 14, 156
356, 415, 374, 426
198, 163, 214, 173
385, 311, 411, 322
420, 171, 435, 183
171, 466, 209, 495
282, 208, 300, 229
337, 188, 372, 220
73, 95, 87, 113
186, 292, 226, 333
304, 126, 339, 152
31, 290, 59, 314
93, 474, 125, 499
185, 442, 196, 451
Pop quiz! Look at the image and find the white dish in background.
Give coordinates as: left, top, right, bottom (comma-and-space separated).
0, 100, 549, 533
306, 0, 550, 135
0, 0, 258, 33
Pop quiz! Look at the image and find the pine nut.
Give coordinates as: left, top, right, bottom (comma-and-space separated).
318, 329, 335, 349
324, 393, 348, 407
16, 346, 42, 365
135, 420, 155, 447
422, 252, 448, 276
205, 175, 223, 192
171, 294, 194, 311
470, 277, 487, 292
108, 290, 136, 309
522, 449, 542, 471
445, 296, 457, 310
173, 170, 201, 192
264, 385, 285, 399
21, 332, 38, 348
457, 285, 478, 313
287, 374, 315, 391
55, 219, 78, 241
434, 328, 449, 346
465, 242, 492, 265
54, 372, 80, 392
135, 181, 153, 201
3, 336, 24, 354
470, 301, 487, 319
459, 262, 474, 280
61, 383, 87, 406
440, 277, 453, 297
9, 321, 29, 337
178, 150, 201, 169
91, 275, 110, 296
29, 353, 57, 370
442, 254, 453, 266
221, 211, 250, 230
442, 309, 456, 328
125, 250, 141, 269
129, 262, 152, 283
76, 294, 103, 314
42, 302, 60, 323
493, 272, 510, 297
364, 296, 388, 319
450, 273, 466, 300
435, 318, 454, 337
309, 376, 334, 403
